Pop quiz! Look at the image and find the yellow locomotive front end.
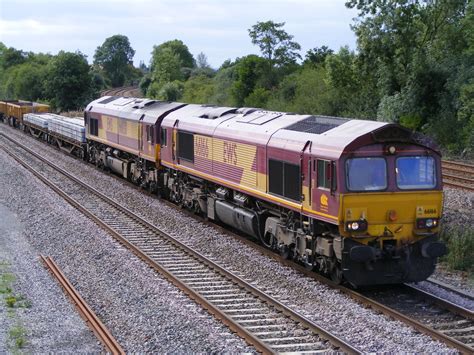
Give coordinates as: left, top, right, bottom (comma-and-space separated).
338, 145, 446, 286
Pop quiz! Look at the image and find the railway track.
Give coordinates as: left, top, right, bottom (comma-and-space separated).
363, 284, 474, 352
187, 217, 474, 353
40, 256, 124, 354
442, 160, 474, 191
0, 132, 360, 354
100, 86, 142, 98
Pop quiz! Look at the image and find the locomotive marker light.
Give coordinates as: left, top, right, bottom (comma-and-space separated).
385, 145, 397, 155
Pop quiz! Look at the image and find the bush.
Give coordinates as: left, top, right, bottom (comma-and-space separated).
440, 227, 474, 272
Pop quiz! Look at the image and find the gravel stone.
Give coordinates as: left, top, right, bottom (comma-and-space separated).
0, 203, 101, 353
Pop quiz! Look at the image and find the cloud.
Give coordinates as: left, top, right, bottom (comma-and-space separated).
0, 0, 357, 68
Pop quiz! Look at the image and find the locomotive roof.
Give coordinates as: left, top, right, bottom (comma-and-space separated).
86, 96, 185, 124
87, 96, 439, 156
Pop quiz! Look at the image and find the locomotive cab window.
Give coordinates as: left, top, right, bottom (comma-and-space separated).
317, 159, 336, 190
268, 159, 301, 201
346, 157, 387, 191
160, 128, 167, 146
178, 131, 194, 162
396, 156, 436, 189
89, 118, 98, 136
146, 125, 154, 143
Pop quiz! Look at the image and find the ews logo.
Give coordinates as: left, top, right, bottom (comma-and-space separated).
223, 141, 237, 165
195, 136, 209, 158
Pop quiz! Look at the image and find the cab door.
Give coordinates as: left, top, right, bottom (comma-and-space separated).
301, 141, 312, 212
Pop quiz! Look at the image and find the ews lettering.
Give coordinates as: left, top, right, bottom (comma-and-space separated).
223, 141, 237, 165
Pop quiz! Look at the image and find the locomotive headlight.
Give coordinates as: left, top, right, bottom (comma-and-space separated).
346, 220, 368, 232
388, 145, 396, 154
416, 218, 439, 230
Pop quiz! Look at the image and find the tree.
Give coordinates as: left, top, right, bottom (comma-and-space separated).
345, 0, 472, 153
94, 35, 135, 87
231, 55, 270, 106
248, 21, 301, 66
151, 40, 195, 73
192, 52, 215, 77
45, 51, 93, 111
0, 45, 29, 69
150, 48, 183, 85
304, 46, 334, 65
148, 40, 196, 99
182, 75, 215, 103
196, 52, 210, 69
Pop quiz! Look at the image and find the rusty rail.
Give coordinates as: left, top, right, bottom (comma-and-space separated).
442, 160, 474, 191
40, 255, 125, 355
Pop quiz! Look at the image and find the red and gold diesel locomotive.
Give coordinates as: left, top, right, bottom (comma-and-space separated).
83, 96, 446, 286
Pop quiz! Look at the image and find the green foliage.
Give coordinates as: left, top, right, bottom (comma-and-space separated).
94, 34, 135, 87
458, 80, 474, 155
231, 55, 270, 106
45, 51, 93, 111
139, 74, 152, 96
6, 295, 16, 308
0, 44, 29, 70
244, 87, 270, 108
151, 40, 195, 71
304, 46, 334, 66
9, 324, 26, 349
151, 47, 184, 84
345, 0, 473, 153
208, 63, 237, 105
149, 81, 183, 101
248, 20, 301, 66
441, 227, 474, 272
148, 39, 196, 100
182, 75, 215, 104
266, 65, 332, 114
1, 62, 47, 101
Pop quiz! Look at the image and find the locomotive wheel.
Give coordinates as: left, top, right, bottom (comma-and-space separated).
280, 244, 295, 260
279, 245, 291, 259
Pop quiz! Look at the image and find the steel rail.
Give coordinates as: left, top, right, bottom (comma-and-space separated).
442, 160, 474, 170
442, 173, 474, 185
0, 133, 361, 354
40, 255, 124, 354
442, 180, 474, 191
427, 278, 474, 301
403, 284, 474, 320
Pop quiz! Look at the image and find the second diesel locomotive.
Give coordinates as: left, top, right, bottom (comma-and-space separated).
83, 96, 446, 287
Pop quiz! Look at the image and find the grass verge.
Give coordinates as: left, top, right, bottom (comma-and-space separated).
0, 261, 29, 351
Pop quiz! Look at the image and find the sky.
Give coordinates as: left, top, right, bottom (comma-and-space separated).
0, 0, 359, 69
